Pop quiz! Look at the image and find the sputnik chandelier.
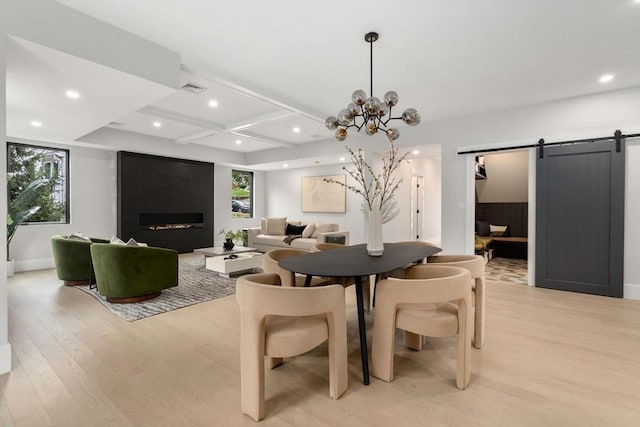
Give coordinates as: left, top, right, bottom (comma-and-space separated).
325, 32, 421, 142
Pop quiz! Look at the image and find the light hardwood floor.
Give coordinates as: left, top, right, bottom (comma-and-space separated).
2, 266, 640, 426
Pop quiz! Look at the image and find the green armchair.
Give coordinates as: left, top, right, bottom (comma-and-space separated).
51, 235, 109, 286
90, 243, 178, 303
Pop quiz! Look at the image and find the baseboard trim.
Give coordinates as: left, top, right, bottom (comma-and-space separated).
15, 257, 55, 273
0, 342, 11, 374
624, 283, 640, 300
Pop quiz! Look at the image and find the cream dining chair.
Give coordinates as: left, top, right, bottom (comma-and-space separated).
426, 254, 486, 349
311, 242, 372, 311
371, 265, 473, 389
236, 273, 348, 421
262, 248, 332, 287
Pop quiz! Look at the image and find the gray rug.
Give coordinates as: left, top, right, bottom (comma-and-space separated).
485, 257, 528, 284
76, 255, 239, 321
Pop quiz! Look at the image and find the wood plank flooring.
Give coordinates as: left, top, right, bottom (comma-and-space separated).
2, 266, 640, 426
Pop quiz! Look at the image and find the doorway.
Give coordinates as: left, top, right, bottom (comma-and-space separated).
410, 174, 424, 241
474, 151, 529, 284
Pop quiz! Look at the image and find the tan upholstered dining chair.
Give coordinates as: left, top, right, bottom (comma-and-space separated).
371, 265, 473, 390
426, 254, 486, 349
311, 242, 372, 311
236, 273, 348, 421
311, 242, 344, 252
262, 248, 332, 287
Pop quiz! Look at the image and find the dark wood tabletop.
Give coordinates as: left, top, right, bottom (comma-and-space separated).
278, 243, 441, 277
278, 242, 441, 385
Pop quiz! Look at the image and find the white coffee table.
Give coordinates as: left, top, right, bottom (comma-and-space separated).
193, 245, 257, 257
205, 252, 264, 277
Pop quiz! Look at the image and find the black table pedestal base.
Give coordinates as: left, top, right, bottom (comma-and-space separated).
354, 276, 370, 385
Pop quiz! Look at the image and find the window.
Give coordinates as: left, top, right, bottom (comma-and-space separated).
7, 142, 69, 224
231, 169, 253, 218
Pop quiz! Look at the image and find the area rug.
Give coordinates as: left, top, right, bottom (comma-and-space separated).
485, 257, 528, 284
76, 254, 239, 321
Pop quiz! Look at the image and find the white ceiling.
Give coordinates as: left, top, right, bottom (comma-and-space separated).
7, 1, 640, 167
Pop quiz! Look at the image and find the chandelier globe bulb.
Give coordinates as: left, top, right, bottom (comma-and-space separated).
383, 91, 399, 107
352, 89, 367, 106
325, 116, 339, 130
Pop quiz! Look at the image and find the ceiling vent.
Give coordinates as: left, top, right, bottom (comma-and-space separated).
108, 121, 125, 127
181, 82, 207, 94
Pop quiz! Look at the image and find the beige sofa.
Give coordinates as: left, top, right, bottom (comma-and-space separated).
247, 218, 350, 252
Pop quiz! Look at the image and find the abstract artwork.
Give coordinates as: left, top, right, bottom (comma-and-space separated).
301, 174, 346, 213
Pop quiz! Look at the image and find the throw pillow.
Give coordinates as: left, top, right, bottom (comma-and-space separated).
490, 224, 509, 237
126, 238, 148, 247
260, 218, 267, 234
67, 232, 91, 242
285, 223, 306, 235
475, 220, 491, 237
312, 223, 336, 238
265, 217, 287, 235
302, 223, 315, 238
110, 236, 126, 245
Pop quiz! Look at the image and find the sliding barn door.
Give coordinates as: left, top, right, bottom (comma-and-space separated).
536, 140, 624, 297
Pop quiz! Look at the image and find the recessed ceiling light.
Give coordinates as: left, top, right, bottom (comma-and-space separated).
412, 150, 420, 155
339, 157, 345, 162
65, 90, 80, 99
30, 120, 42, 127
153, 121, 162, 128
235, 139, 242, 145
283, 164, 289, 168
599, 74, 614, 83
293, 127, 301, 133
208, 99, 219, 108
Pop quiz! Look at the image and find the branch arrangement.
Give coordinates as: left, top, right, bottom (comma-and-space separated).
325, 139, 408, 222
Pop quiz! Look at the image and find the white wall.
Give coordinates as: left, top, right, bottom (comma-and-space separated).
10, 137, 272, 270
1, 28, 12, 374
214, 164, 265, 246
476, 151, 528, 203
264, 163, 364, 242
624, 141, 640, 299
9, 143, 117, 271
262, 150, 442, 245
410, 155, 442, 244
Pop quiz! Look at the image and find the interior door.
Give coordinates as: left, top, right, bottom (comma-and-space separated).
535, 140, 624, 297
411, 175, 424, 240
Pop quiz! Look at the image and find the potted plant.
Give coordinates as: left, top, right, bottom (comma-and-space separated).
218, 229, 244, 251
7, 176, 50, 276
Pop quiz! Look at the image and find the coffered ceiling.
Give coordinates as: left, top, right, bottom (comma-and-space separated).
6, 1, 640, 167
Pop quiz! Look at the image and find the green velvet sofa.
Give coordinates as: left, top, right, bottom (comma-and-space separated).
51, 235, 110, 286
90, 243, 178, 303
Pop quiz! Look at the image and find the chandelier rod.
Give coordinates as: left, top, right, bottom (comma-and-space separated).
370, 35, 373, 98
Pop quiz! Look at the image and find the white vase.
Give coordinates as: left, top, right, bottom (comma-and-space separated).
367, 208, 384, 256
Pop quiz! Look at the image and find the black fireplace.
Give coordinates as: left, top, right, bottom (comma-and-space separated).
118, 152, 214, 253
139, 213, 204, 231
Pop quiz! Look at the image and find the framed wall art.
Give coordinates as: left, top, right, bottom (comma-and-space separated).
301, 174, 346, 213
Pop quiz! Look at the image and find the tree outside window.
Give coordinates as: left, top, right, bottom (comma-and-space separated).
7, 142, 69, 225
231, 170, 253, 218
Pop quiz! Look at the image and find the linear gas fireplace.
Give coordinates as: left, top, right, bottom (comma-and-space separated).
118, 151, 214, 253
139, 213, 204, 231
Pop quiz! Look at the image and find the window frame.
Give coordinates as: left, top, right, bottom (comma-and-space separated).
231, 169, 254, 218
7, 141, 70, 225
